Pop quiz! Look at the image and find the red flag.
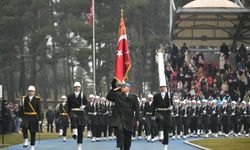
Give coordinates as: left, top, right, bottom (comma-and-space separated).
114, 13, 131, 84
88, 0, 93, 26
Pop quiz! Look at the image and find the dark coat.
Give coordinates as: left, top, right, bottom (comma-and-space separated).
106, 89, 140, 133
57, 103, 69, 128
19, 95, 41, 132
152, 92, 173, 128
67, 93, 88, 125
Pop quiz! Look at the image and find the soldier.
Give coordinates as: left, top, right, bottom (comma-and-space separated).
172, 99, 181, 139
107, 81, 140, 150
86, 94, 95, 138
196, 100, 202, 136
19, 86, 41, 150
67, 82, 88, 150
180, 100, 189, 139
230, 101, 240, 136
201, 99, 209, 137
107, 100, 115, 140
57, 95, 69, 142
190, 100, 199, 137
144, 94, 157, 142
86, 94, 98, 142
152, 85, 173, 150
220, 100, 230, 137
138, 97, 146, 140
210, 100, 220, 137
240, 101, 250, 137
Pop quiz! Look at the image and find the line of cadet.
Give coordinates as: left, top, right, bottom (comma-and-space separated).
19, 83, 250, 150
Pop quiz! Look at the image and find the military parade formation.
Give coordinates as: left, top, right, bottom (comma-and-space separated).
16, 82, 250, 150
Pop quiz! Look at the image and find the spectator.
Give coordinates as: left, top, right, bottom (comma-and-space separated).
219, 53, 226, 72
220, 42, 229, 59
46, 106, 55, 133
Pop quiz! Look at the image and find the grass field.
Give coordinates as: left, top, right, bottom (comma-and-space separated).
190, 137, 250, 150
0, 131, 73, 148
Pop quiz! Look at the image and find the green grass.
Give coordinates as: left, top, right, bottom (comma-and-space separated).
190, 138, 250, 150
0, 131, 74, 148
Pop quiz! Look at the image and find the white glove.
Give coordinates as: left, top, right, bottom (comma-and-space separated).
19, 118, 22, 122
39, 121, 42, 125
80, 105, 86, 111
151, 116, 156, 120
142, 117, 146, 120
93, 112, 97, 116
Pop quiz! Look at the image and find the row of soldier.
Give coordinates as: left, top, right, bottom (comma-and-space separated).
69, 94, 250, 143
19, 82, 250, 150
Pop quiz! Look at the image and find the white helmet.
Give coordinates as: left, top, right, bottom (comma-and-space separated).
191, 100, 196, 104
141, 98, 147, 102
147, 94, 153, 98
89, 94, 95, 98
61, 95, 67, 99
222, 100, 227, 104
74, 82, 81, 87
28, 85, 36, 91
95, 95, 100, 99
231, 101, 236, 105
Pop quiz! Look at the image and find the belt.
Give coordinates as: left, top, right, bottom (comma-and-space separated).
88, 112, 96, 115
157, 108, 172, 111
146, 112, 153, 115
24, 112, 37, 116
72, 108, 84, 111
60, 113, 68, 116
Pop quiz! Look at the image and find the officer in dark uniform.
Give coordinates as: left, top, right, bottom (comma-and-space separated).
57, 95, 69, 142
67, 82, 88, 150
152, 85, 173, 150
107, 81, 140, 150
19, 85, 41, 150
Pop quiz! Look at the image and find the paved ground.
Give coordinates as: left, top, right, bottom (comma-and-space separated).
4, 137, 201, 150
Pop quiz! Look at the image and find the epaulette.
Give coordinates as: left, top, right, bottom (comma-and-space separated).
35, 96, 40, 99
21, 96, 26, 99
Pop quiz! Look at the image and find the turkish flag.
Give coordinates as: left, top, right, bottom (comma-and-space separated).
114, 16, 131, 84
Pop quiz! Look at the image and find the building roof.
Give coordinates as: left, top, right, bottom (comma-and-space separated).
183, 0, 240, 9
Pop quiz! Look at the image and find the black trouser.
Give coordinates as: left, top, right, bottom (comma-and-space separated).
181, 117, 189, 135
242, 117, 249, 134
117, 124, 132, 150
47, 121, 53, 132
137, 121, 144, 136
190, 117, 198, 133
77, 125, 84, 143
101, 125, 107, 137
176, 118, 182, 135
62, 127, 67, 136
23, 128, 36, 146
91, 125, 97, 137
211, 119, 218, 133
202, 116, 209, 134
108, 126, 115, 136
162, 127, 169, 145
96, 125, 102, 137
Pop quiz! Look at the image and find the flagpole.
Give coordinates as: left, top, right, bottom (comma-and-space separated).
92, 0, 96, 95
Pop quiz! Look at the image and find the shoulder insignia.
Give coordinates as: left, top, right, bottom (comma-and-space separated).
35, 96, 40, 99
